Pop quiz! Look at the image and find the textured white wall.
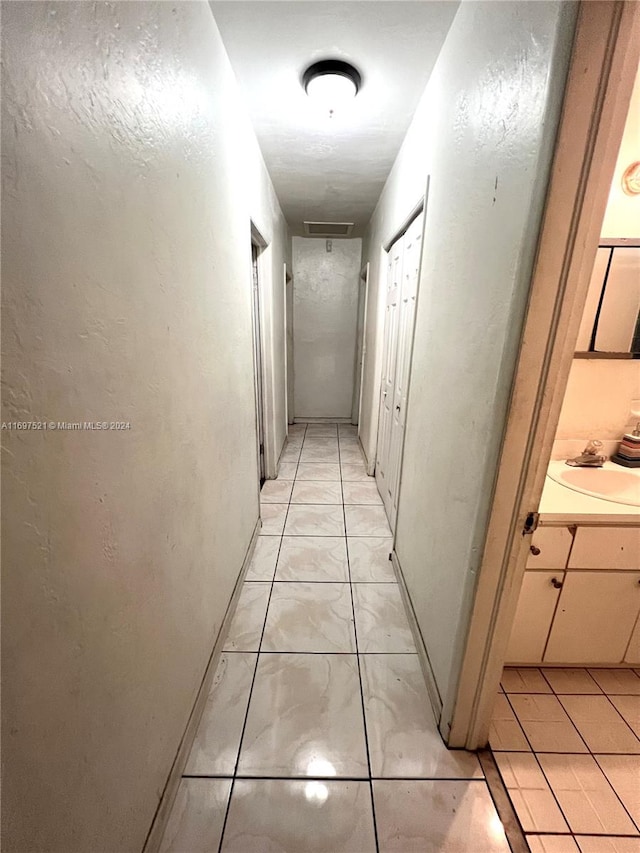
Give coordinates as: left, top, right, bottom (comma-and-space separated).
361, 0, 577, 710
1, 2, 288, 850
292, 238, 362, 419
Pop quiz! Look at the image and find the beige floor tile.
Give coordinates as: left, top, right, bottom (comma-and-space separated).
588, 669, 640, 695
373, 779, 510, 852
184, 653, 256, 775
610, 695, 640, 739
284, 504, 345, 536
260, 503, 288, 535
361, 654, 482, 779
537, 753, 637, 835
237, 653, 368, 777
277, 462, 298, 479
296, 463, 341, 481
305, 425, 337, 435
300, 446, 339, 463
159, 778, 231, 853
494, 752, 568, 833
245, 536, 280, 581
221, 779, 376, 853
501, 668, 552, 694
339, 447, 365, 464
341, 462, 370, 481
542, 669, 602, 695
509, 694, 588, 753
558, 695, 640, 754
223, 583, 271, 652
290, 480, 343, 504
345, 504, 391, 536
280, 445, 302, 463
275, 536, 348, 582
489, 694, 530, 751
526, 836, 580, 853
260, 479, 293, 504
352, 583, 415, 653
348, 537, 394, 582
342, 480, 383, 505
262, 582, 355, 653
576, 838, 640, 852
595, 754, 640, 828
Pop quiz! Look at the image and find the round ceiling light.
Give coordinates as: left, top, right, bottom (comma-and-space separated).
302, 60, 361, 117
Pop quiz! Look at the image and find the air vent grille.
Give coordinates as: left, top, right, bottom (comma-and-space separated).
303, 221, 354, 237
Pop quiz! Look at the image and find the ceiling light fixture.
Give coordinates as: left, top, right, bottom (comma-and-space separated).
302, 59, 361, 118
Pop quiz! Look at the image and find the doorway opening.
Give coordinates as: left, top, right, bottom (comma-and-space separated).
351, 262, 369, 429
446, 1, 640, 752
375, 206, 425, 529
250, 236, 266, 486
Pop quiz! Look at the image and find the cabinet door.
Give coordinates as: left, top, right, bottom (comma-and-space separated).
526, 527, 573, 570
506, 572, 564, 663
625, 614, 640, 665
545, 572, 640, 663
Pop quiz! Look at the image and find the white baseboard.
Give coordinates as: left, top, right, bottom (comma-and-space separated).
391, 550, 443, 724
142, 518, 261, 853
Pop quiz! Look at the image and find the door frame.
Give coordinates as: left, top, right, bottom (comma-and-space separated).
352, 262, 370, 428
250, 232, 267, 485
250, 221, 282, 485
445, 0, 640, 749
284, 264, 292, 430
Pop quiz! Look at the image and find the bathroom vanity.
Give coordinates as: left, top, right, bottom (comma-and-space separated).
506, 462, 640, 666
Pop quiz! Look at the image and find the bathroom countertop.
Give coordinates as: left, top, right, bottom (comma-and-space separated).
539, 473, 640, 525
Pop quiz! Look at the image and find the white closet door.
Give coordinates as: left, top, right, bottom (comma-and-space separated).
388, 213, 423, 525
375, 243, 402, 516
375, 211, 424, 526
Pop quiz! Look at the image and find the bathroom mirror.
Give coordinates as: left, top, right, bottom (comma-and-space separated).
575, 242, 640, 358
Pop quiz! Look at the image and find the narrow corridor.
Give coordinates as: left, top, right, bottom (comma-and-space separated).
160, 423, 509, 852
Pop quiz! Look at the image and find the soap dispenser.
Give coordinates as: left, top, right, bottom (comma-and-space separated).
612, 422, 640, 467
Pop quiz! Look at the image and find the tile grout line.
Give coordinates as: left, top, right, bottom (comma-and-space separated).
216, 424, 307, 853
338, 427, 381, 853
499, 691, 579, 839
497, 677, 640, 842
508, 683, 640, 833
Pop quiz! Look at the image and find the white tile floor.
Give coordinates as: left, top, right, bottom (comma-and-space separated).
160, 423, 510, 853
492, 666, 640, 852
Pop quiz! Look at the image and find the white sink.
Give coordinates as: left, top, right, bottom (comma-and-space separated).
547, 461, 640, 507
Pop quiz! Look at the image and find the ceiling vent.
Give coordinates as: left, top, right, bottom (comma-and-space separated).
303, 221, 354, 238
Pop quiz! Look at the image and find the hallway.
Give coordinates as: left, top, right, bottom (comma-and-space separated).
159, 423, 508, 852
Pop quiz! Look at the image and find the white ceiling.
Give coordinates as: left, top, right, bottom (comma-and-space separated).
210, 1, 459, 236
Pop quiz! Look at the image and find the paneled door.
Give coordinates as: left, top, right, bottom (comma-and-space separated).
375, 242, 402, 510
375, 211, 424, 526
387, 213, 423, 525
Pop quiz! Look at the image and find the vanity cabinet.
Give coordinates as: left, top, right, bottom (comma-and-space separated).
506, 524, 640, 666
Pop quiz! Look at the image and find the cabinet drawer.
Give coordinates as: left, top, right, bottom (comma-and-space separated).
526, 526, 573, 569
568, 527, 640, 570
